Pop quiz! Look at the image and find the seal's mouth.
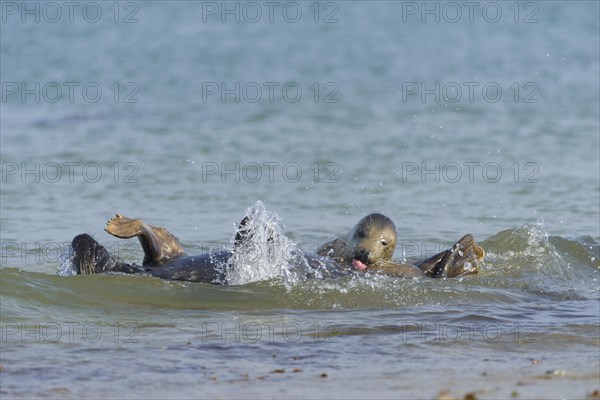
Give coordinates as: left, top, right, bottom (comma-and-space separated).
352, 258, 368, 271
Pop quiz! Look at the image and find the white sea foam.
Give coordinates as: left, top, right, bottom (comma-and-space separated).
225, 201, 309, 287
56, 245, 76, 276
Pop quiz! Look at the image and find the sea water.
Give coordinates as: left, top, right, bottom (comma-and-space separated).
1, 1, 598, 398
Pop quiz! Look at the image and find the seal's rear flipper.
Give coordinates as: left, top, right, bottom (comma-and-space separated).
416, 234, 485, 278
72, 233, 122, 275
105, 214, 186, 265
416, 249, 453, 278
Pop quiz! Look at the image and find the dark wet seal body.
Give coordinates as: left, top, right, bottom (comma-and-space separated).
70, 212, 484, 283
71, 214, 258, 283
72, 232, 232, 282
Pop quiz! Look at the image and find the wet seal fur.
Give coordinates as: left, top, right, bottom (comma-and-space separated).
316, 213, 484, 278
69, 212, 484, 283
71, 214, 259, 283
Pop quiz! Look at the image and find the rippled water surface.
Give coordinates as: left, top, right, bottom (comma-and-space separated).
1, 1, 599, 399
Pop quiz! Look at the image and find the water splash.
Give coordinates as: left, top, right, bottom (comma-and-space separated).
482, 221, 598, 273
225, 201, 308, 287
50, 209, 597, 302
51, 202, 312, 286
478, 222, 599, 299
56, 245, 76, 276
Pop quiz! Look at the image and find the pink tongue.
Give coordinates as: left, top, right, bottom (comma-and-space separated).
352, 259, 367, 271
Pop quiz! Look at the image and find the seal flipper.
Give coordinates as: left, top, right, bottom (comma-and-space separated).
416, 249, 454, 278
416, 234, 484, 278
105, 214, 185, 265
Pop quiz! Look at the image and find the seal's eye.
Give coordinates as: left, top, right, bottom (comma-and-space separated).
381, 240, 388, 246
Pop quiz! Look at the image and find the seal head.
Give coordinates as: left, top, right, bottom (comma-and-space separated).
348, 213, 397, 270
317, 213, 397, 270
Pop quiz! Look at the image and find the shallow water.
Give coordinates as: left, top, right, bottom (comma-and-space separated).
1, 1, 599, 399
